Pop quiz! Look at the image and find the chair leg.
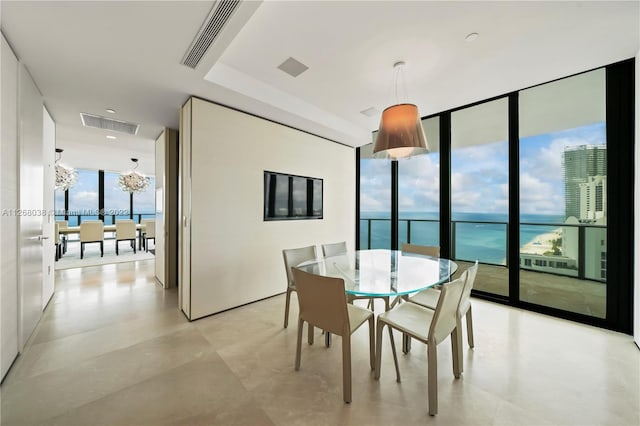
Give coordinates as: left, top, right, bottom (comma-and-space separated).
100, 241, 103, 257
451, 327, 462, 378
116, 240, 119, 255
295, 318, 304, 371
342, 334, 352, 403
308, 324, 314, 345
388, 327, 401, 383
368, 316, 375, 371
133, 239, 136, 254
427, 343, 438, 416
284, 288, 291, 328
324, 331, 331, 347
466, 306, 474, 348
80, 242, 84, 259
374, 320, 384, 380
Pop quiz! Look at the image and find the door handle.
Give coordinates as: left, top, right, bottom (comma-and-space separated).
38, 235, 49, 240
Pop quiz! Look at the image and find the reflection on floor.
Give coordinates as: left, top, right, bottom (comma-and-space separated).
1, 260, 637, 425
455, 261, 606, 318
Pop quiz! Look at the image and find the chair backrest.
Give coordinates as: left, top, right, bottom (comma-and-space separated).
282, 245, 317, 288
116, 220, 136, 239
293, 268, 349, 336
56, 220, 68, 230
458, 261, 479, 316
80, 221, 104, 242
402, 243, 440, 257
142, 219, 155, 238
428, 270, 467, 345
322, 241, 347, 257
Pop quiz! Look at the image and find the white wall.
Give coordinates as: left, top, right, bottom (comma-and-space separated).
42, 107, 55, 308
634, 51, 639, 348
183, 98, 355, 320
1, 32, 20, 381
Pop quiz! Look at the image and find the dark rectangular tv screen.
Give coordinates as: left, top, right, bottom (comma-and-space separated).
264, 171, 323, 221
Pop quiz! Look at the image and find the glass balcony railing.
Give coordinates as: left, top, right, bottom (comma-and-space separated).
359, 218, 606, 283
54, 213, 155, 227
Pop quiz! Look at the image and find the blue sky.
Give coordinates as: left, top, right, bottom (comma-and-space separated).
55, 169, 155, 214
361, 122, 606, 216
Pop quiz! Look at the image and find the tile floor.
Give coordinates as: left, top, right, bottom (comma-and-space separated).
1, 260, 638, 426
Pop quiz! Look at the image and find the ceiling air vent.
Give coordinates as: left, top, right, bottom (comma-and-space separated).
80, 113, 140, 135
181, 0, 241, 69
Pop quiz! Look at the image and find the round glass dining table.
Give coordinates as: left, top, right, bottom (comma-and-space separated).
295, 249, 458, 298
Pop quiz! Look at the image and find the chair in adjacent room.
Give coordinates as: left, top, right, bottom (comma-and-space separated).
55, 220, 69, 254
293, 268, 374, 403
79, 220, 104, 259
375, 272, 467, 416
115, 220, 137, 255
54, 223, 60, 261
282, 245, 318, 329
401, 243, 440, 258
141, 219, 155, 251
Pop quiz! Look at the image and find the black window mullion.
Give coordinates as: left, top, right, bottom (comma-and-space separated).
355, 147, 361, 250
391, 160, 398, 250
287, 176, 294, 217
508, 92, 520, 305
98, 170, 105, 222
439, 113, 451, 258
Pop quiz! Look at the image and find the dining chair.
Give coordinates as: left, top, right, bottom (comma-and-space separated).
141, 219, 155, 252
321, 241, 347, 257
115, 220, 137, 255
55, 220, 69, 254
79, 220, 104, 259
322, 241, 389, 312
54, 223, 60, 261
293, 268, 375, 403
375, 271, 467, 416
401, 243, 440, 258
409, 261, 479, 371
282, 245, 318, 329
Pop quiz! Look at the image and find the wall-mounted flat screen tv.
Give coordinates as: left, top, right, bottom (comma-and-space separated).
264, 171, 323, 221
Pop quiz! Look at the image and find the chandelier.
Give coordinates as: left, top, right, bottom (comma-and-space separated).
118, 158, 150, 193
55, 148, 77, 191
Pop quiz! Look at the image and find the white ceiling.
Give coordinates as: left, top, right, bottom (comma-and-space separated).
2, 1, 638, 175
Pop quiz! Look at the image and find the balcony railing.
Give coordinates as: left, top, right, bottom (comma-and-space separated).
360, 218, 606, 282
54, 213, 155, 226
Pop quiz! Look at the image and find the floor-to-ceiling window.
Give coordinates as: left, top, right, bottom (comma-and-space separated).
359, 143, 392, 249
519, 68, 607, 318
356, 59, 633, 333
450, 98, 509, 296
67, 169, 99, 225
398, 117, 440, 247
134, 176, 156, 222
104, 171, 130, 224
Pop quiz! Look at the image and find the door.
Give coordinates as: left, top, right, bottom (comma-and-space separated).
18, 64, 44, 347
42, 107, 55, 308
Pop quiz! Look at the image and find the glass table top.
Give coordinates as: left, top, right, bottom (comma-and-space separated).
295, 249, 458, 297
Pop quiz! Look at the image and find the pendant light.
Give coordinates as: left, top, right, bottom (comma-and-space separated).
118, 158, 150, 193
373, 61, 429, 159
54, 148, 78, 191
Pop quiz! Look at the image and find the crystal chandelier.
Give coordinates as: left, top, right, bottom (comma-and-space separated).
55, 148, 77, 191
118, 158, 150, 193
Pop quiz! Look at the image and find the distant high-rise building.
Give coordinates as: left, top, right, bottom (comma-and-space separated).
563, 144, 607, 220
579, 175, 607, 223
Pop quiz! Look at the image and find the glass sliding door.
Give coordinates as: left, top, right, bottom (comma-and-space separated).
450, 98, 509, 296
397, 117, 440, 248
519, 68, 607, 318
359, 143, 391, 249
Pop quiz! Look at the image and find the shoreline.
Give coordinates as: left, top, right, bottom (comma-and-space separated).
520, 228, 563, 255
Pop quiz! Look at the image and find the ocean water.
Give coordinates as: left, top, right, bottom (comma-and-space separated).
360, 212, 565, 265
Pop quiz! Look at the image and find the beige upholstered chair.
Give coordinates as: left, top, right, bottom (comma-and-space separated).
409, 261, 478, 371
293, 268, 374, 403
282, 245, 318, 328
141, 219, 155, 252
321, 241, 347, 257
56, 220, 69, 254
79, 220, 104, 259
54, 223, 60, 261
401, 243, 440, 257
375, 271, 467, 416
115, 220, 137, 255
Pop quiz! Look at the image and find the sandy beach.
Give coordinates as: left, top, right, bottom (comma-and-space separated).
520, 228, 563, 255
